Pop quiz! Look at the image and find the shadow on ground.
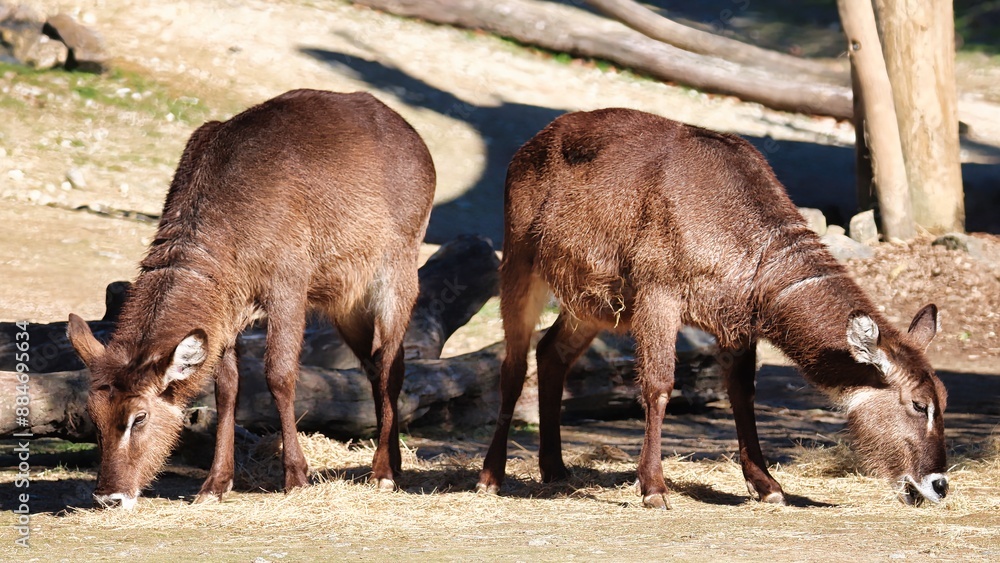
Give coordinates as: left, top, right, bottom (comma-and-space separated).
303, 45, 1000, 241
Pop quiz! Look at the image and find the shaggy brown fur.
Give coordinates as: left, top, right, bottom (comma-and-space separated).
477, 108, 948, 508
68, 89, 435, 507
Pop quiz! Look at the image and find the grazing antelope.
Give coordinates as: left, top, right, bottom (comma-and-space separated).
477, 108, 949, 508
68, 89, 435, 509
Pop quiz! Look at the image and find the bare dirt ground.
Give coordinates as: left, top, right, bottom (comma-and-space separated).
2, 0, 1000, 560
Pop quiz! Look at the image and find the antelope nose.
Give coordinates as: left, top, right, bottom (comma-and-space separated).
932, 477, 949, 498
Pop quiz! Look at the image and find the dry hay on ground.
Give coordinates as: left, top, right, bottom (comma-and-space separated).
5, 433, 992, 561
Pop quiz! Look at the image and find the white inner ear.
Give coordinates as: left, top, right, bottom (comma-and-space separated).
847, 315, 879, 362
847, 314, 897, 378
163, 333, 207, 386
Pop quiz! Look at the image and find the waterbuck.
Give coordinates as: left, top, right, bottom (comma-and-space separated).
67, 89, 435, 509
477, 108, 949, 508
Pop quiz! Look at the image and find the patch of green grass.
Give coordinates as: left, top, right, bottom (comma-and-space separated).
0, 61, 212, 124
512, 423, 539, 435
0, 438, 96, 455
73, 84, 99, 99
553, 52, 573, 65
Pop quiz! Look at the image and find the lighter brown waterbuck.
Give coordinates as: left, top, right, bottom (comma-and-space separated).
67, 89, 435, 509
477, 108, 949, 508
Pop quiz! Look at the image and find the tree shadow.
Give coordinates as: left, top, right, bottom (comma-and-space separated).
0, 478, 94, 514
0, 468, 213, 515
300, 47, 565, 246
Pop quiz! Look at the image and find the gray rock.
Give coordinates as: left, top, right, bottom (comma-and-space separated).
22, 34, 67, 69
0, 4, 44, 64
827, 224, 846, 237
821, 232, 875, 261
798, 207, 827, 236
43, 13, 107, 72
932, 232, 986, 261
849, 210, 879, 245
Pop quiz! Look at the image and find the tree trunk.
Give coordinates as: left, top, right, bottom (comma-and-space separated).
584, 0, 846, 84
349, 0, 855, 119
873, 0, 965, 234
837, 0, 915, 240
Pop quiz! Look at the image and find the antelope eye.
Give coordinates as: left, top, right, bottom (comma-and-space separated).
912, 401, 928, 415
133, 412, 148, 427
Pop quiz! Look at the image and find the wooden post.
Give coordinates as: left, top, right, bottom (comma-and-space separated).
874, 0, 965, 234
837, 0, 915, 241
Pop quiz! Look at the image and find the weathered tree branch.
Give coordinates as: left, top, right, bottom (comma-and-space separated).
349, 0, 855, 119
584, 0, 846, 84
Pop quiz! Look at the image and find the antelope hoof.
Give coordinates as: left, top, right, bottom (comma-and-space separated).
192, 492, 221, 505
761, 492, 787, 505
642, 492, 672, 510
284, 471, 309, 492
475, 482, 500, 495
374, 478, 397, 491
540, 464, 571, 483
194, 477, 232, 504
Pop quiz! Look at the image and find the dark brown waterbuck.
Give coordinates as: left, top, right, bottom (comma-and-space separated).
68, 89, 435, 509
478, 108, 949, 507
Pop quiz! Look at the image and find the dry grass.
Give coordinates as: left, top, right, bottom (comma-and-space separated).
4, 433, 999, 561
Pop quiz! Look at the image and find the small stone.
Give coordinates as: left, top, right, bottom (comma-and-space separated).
827, 224, 846, 236
797, 207, 827, 235
42, 13, 108, 72
7, 169, 24, 181
849, 210, 879, 245
24, 35, 69, 70
119, 183, 129, 195
821, 232, 875, 261
931, 232, 986, 260
60, 180, 73, 191
66, 168, 87, 189
0, 4, 45, 64
527, 538, 550, 546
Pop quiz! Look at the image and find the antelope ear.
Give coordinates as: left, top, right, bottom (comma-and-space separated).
907, 304, 938, 351
67, 313, 105, 367
163, 330, 208, 386
846, 311, 882, 366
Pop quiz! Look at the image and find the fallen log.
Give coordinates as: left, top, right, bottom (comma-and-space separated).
0, 327, 724, 442
348, 0, 855, 119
